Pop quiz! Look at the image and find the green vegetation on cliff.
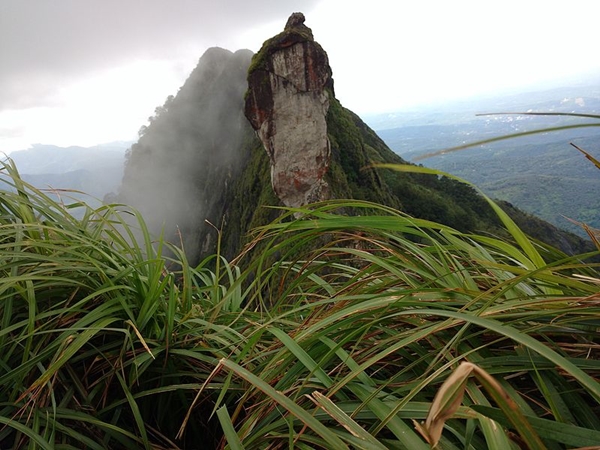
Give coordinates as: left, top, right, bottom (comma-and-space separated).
325, 96, 591, 254
219, 136, 281, 258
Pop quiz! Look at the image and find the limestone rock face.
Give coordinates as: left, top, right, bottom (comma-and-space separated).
244, 12, 333, 208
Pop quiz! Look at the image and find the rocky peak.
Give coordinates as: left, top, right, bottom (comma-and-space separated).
284, 12, 313, 37
244, 13, 333, 209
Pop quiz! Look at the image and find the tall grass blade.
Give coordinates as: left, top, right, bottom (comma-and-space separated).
309, 391, 388, 450
218, 358, 350, 449
473, 405, 600, 447
217, 405, 244, 450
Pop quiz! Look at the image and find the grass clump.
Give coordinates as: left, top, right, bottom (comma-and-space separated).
217, 198, 600, 449
1, 159, 600, 449
0, 160, 245, 448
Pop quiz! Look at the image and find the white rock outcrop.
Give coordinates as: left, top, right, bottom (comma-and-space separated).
244, 13, 333, 208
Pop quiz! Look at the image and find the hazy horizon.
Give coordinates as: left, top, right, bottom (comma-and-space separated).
2, 0, 600, 153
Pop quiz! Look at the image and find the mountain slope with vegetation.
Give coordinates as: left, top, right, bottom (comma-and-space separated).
370, 89, 600, 237
419, 135, 600, 237
117, 19, 591, 262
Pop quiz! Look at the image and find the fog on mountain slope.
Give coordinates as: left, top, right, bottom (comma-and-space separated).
118, 48, 255, 262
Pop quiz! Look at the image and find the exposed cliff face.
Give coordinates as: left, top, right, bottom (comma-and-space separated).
244, 12, 333, 208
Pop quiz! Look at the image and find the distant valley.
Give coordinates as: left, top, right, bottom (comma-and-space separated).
367, 83, 600, 237
2, 142, 129, 207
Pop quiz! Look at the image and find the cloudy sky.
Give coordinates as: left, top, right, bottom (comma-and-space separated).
2, 0, 599, 152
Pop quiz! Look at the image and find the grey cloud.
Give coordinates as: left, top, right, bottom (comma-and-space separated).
0, 0, 320, 110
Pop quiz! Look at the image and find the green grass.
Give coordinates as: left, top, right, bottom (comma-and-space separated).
1, 159, 600, 449
0, 160, 244, 448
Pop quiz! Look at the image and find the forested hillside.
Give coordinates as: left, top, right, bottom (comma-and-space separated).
370, 86, 600, 237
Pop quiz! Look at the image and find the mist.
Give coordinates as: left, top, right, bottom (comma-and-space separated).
117, 47, 256, 263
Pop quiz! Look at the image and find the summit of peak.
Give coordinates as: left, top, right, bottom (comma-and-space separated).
283, 12, 313, 39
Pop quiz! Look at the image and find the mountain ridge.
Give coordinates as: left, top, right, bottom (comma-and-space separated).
1, 142, 128, 205
116, 14, 593, 262
6, 142, 128, 175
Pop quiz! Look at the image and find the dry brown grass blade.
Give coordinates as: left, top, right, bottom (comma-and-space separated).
582, 223, 600, 251
418, 362, 546, 449
563, 216, 600, 250
416, 362, 473, 446
125, 320, 155, 360
571, 142, 600, 170
177, 358, 225, 440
